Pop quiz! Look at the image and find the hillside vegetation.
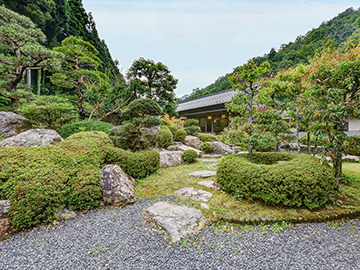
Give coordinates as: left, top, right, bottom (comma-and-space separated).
183, 7, 360, 101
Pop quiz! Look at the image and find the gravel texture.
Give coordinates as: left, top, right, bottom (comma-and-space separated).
1, 197, 360, 269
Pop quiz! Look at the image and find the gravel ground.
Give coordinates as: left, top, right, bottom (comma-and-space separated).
1, 197, 360, 270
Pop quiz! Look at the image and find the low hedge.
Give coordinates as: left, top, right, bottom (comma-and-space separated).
156, 126, 173, 148
196, 133, 218, 142
58, 120, 114, 138
0, 131, 159, 230
217, 152, 336, 209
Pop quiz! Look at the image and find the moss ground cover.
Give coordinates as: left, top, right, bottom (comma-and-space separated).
135, 157, 360, 223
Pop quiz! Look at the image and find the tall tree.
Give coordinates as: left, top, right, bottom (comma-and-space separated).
126, 57, 178, 116
306, 44, 360, 188
0, 6, 61, 108
226, 60, 270, 153
50, 36, 101, 120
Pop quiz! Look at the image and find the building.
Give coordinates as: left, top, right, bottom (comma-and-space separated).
177, 89, 236, 134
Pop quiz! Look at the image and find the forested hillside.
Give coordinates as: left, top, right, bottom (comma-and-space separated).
0, 0, 120, 77
183, 7, 360, 101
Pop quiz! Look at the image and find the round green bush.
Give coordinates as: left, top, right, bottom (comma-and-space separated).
199, 142, 213, 153
217, 152, 336, 209
156, 126, 173, 148
182, 149, 198, 163
175, 129, 187, 142
197, 133, 218, 142
168, 126, 179, 136
58, 120, 114, 138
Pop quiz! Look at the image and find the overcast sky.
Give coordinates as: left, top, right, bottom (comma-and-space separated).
82, 0, 360, 97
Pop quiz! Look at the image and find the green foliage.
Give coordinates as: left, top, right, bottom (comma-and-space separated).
58, 120, 114, 138
167, 126, 179, 136
0, 131, 159, 230
217, 153, 336, 209
196, 133, 218, 142
182, 149, 198, 164
108, 99, 163, 152
18, 95, 78, 130
299, 134, 328, 146
174, 129, 187, 143
248, 132, 278, 152
220, 128, 248, 148
156, 126, 173, 148
126, 57, 178, 116
184, 119, 201, 135
198, 142, 213, 154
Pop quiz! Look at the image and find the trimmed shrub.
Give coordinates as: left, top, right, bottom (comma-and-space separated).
156, 126, 173, 148
199, 142, 213, 153
168, 126, 179, 136
182, 149, 198, 163
58, 120, 114, 138
175, 129, 187, 142
217, 152, 336, 209
196, 133, 218, 142
0, 131, 159, 230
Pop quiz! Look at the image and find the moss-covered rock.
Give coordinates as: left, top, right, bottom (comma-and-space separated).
217, 152, 336, 209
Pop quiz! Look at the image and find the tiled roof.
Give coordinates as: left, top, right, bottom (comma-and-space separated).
177, 89, 236, 112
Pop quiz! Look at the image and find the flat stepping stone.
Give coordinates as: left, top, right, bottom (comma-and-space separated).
175, 187, 212, 202
189, 170, 216, 178
201, 159, 218, 163
198, 180, 220, 190
207, 164, 218, 170
202, 154, 222, 158
144, 202, 206, 242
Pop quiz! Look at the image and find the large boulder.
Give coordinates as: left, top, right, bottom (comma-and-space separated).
140, 125, 161, 135
145, 202, 206, 242
0, 129, 63, 147
100, 165, 137, 206
210, 141, 234, 155
159, 150, 183, 168
185, 135, 203, 149
0, 111, 32, 139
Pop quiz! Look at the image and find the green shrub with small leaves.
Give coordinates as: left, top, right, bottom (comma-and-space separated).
217, 152, 336, 209
299, 134, 328, 146
184, 119, 200, 135
58, 120, 114, 138
199, 142, 213, 153
182, 149, 198, 163
175, 129, 187, 142
156, 126, 173, 148
196, 133, 218, 142
167, 126, 179, 136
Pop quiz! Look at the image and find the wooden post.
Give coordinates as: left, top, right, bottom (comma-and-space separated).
26, 69, 31, 86
37, 69, 41, 95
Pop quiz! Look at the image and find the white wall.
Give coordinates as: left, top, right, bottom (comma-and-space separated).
349, 119, 360, 131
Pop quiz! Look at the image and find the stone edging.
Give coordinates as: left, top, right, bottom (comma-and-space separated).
220, 208, 360, 225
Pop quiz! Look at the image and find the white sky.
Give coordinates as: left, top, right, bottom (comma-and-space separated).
82, 0, 360, 96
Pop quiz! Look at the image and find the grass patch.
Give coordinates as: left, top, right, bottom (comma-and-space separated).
136, 159, 360, 223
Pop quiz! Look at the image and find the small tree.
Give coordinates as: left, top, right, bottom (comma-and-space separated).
227, 60, 270, 153
184, 119, 200, 135
0, 6, 61, 108
50, 36, 101, 120
108, 99, 163, 151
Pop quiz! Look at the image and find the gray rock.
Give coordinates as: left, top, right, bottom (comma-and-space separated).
274, 160, 288, 164
0, 200, 10, 219
159, 150, 183, 168
54, 208, 77, 220
0, 111, 32, 139
211, 141, 234, 155
175, 187, 213, 202
198, 180, 220, 190
176, 144, 203, 155
144, 202, 206, 242
202, 154, 222, 158
207, 164, 218, 170
184, 135, 203, 149
140, 124, 161, 135
100, 165, 136, 206
201, 203, 209, 210
0, 129, 63, 147
166, 145, 178, 151
201, 159, 218, 163
189, 170, 216, 178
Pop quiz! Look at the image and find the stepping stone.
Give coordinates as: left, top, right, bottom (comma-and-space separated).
175, 187, 212, 202
176, 144, 203, 155
201, 203, 209, 210
201, 159, 218, 163
145, 202, 206, 242
198, 180, 220, 190
202, 154, 222, 158
189, 170, 216, 178
207, 164, 218, 170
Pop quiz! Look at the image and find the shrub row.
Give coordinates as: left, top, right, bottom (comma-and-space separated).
217, 152, 336, 209
196, 133, 218, 142
58, 120, 114, 138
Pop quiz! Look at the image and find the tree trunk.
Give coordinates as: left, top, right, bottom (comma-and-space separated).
37, 69, 41, 95
294, 99, 300, 153
307, 132, 311, 155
